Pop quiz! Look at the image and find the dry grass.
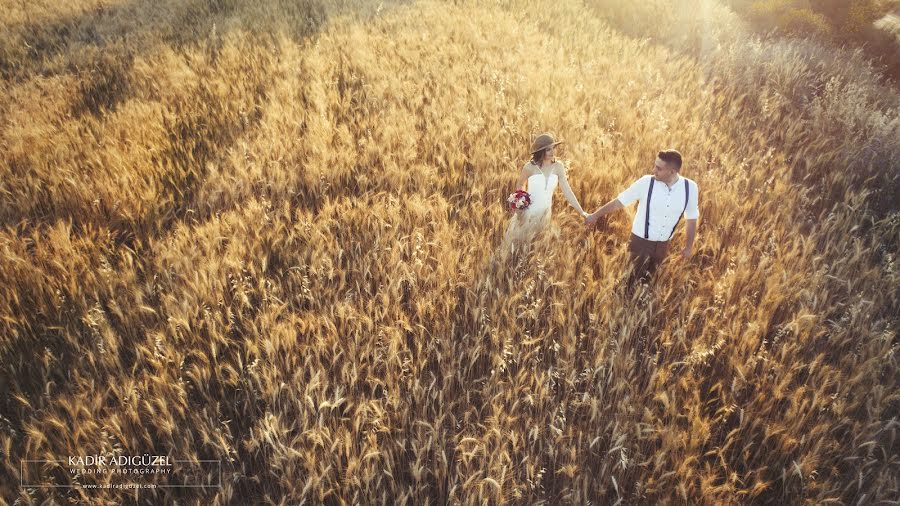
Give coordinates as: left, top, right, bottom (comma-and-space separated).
0, 0, 898, 504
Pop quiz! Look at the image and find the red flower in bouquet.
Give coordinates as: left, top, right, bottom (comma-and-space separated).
507, 190, 531, 211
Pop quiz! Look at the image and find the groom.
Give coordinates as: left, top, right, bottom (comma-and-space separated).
585, 149, 699, 283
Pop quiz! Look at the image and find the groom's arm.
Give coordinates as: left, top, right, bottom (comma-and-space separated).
683, 219, 697, 257
585, 198, 624, 225
585, 176, 646, 225
682, 182, 700, 258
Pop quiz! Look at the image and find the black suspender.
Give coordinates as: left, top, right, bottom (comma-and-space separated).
645, 177, 690, 241
669, 178, 689, 240
644, 177, 655, 239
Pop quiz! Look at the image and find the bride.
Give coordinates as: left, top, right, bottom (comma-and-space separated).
503, 133, 589, 252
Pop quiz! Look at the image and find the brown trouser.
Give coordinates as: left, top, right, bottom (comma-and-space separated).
627, 233, 670, 364
628, 233, 669, 282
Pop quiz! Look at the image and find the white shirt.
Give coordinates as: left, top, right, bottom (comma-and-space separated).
617, 174, 699, 242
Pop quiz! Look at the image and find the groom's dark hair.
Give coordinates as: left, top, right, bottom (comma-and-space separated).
658, 149, 682, 171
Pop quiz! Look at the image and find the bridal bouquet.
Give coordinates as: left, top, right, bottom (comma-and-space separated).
507, 190, 531, 211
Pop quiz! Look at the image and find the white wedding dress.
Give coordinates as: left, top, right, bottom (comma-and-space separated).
503, 170, 559, 251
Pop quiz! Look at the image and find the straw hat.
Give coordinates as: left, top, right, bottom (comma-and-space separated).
531, 133, 563, 154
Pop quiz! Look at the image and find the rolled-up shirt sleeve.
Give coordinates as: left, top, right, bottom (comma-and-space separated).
616, 175, 650, 206
685, 181, 700, 219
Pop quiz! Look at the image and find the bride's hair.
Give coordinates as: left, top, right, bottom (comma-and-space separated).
531, 148, 554, 165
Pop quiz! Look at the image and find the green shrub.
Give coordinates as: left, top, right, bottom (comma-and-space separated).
734, 0, 899, 79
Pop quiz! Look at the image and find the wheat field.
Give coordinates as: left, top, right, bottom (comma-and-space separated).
1, 0, 898, 504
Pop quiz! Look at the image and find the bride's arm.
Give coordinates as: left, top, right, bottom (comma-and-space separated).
557, 163, 588, 217
514, 163, 530, 191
